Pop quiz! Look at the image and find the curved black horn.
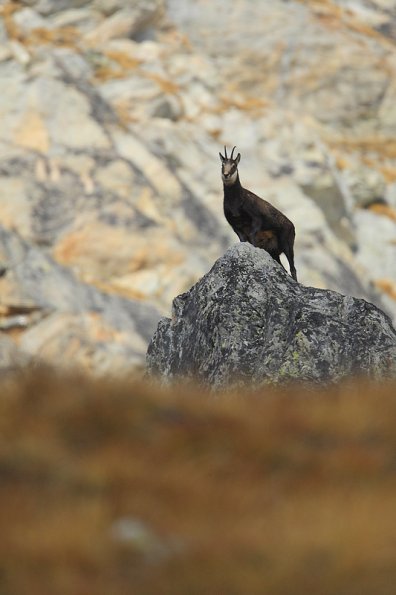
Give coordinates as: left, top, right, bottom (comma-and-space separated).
230, 146, 237, 160
224, 145, 228, 159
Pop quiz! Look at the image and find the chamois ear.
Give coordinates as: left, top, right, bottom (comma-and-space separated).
219, 152, 225, 162
235, 153, 241, 166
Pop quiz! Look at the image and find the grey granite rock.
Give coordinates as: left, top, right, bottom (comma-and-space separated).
33, 0, 91, 16
0, 224, 159, 339
0, 225, 161, 373
147, 243, 396, 388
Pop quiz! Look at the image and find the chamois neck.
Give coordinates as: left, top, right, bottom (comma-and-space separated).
223, 174, 242, 197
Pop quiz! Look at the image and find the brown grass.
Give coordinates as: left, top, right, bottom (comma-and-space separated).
1, 369, 396, 594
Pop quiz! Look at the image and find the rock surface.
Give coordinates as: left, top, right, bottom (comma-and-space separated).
147, 244, 396, 388
0, 0, 395, 373
0, 224, 159, 375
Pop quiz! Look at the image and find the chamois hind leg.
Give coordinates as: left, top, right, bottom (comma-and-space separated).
255, 231, 287, 273
281, 227, 297, 281
272, 252, 287, 272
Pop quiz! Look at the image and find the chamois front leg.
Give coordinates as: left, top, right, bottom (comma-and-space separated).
249, 220, 262, 246
236, 230, 248, 242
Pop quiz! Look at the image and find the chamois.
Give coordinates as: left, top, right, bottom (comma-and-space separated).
220, 146, 297, 281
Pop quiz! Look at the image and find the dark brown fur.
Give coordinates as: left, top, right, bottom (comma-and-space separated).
220, 147, 297, 281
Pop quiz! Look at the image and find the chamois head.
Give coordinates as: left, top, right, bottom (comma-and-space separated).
219, 146, 241, 186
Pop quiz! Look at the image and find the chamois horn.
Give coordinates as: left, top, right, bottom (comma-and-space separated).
230, 146, 237, 160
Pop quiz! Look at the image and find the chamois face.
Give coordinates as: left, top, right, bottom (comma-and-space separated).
219, 147, 241, 186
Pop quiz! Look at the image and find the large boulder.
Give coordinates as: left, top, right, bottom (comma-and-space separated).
147, 243, 396, 388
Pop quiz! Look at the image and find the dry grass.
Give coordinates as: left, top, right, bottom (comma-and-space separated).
0, 369, 396, 594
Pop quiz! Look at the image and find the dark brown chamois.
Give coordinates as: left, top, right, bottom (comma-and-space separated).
220, 146, 297, 281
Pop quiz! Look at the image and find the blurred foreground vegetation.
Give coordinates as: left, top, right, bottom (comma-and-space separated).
1, 369, 396, 595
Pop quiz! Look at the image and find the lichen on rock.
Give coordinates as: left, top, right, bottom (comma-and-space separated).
147, 243, 396, 389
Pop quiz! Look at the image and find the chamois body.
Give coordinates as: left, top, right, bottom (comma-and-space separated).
220, 147, 297, 281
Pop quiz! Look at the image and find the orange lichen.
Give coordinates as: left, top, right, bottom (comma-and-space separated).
375, 278, 396, 301
92, 56, 178, 96
0, 1, 79, 48
144, 72, 180, 95
221, 95, 269, 112
0, 1, 24, 41
300, 0, 395, 46
368, 203, 396, 222
92, 64, 126, 82
335, 155, 349, 170
93, 51, 140, 82
378, 165, 396, 183
104, 50, 140, 70
26, 26, 80, 48
329, 136, 396, 160
89, 279, 148, 301
114, 102, 137, 126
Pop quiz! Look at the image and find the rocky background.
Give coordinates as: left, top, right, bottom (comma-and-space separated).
0, 0, 395, 374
